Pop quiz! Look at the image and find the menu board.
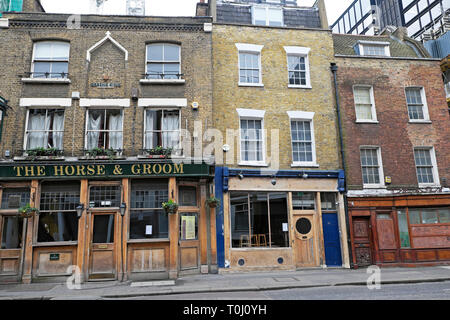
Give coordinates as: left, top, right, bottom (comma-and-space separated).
181, 215, 196, 240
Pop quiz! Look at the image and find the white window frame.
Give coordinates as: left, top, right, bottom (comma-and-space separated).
23, 108, 65, 151
143, 108, 182, 152
236, 43, 264, 87
251, 5, 284, 27
360, 146, 385, 189
357, 41, 391, 57
31, 41, 70, 79
237, 108, 267, 167
145, 43, 181, 81
353, 85, 378, 123
287, 111, 318, 167
284, 46, 311, 89
413, 147, 440, 188
405, 86, 431, 123
84, 108, 124, 151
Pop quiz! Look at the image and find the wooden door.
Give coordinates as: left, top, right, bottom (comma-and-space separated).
0, 215, 25, 282
179, 212, 200, 274
293, 214, 318, 268
88, 212, 118, 280
353, 217, 373, 267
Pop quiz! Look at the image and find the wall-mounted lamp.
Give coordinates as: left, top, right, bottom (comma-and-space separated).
302, 173, 308, 179
238, 172, 244, 180
120, 202, 127, 216
271, 175, 277, 186
76, 204, 84, 219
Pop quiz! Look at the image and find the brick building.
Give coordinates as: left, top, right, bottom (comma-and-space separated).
333, 28, 450, 268
198, 0, 350, 272
0, 1, 216, 283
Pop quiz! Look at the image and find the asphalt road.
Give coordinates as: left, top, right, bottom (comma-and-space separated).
107, 281, 450, 300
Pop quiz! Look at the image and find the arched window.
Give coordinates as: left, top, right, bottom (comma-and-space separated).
32, 41, 70, 79
146, 43, 181, 80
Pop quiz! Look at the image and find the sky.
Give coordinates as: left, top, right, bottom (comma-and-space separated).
40, 0, 354, 25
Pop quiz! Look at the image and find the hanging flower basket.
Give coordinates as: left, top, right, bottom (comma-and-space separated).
206, 196, 221, 208
18, 204, 39, 218
162, 199, 179, 214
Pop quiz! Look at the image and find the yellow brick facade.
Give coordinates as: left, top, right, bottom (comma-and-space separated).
212, 24, 341, 171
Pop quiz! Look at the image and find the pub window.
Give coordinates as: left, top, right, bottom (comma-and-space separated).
86, 109, 123, 151
1, 216, 24, 249
89, 185, 121, 208
25, 109, 65, 151
180, 212, 198, 241
1, 188, 30, 209
292, 192, 315, 210
31, 41, 70, 79
144, 109, 181, 153
397, 210, 411, 248
179, 186, 197, 207
230, 192, 289, 248
37, 182, 79, 243
146, 43, 181, 80
408, 207, 450, 225
129, 180, 169, 240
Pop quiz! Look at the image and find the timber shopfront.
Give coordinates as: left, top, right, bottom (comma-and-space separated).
0, 161, 214, 283
214, 168, 351, 271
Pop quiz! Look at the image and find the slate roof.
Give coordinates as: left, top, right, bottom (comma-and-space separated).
332, 33, 431, 58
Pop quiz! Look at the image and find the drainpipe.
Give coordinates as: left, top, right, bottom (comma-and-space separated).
330, 63, 354, 269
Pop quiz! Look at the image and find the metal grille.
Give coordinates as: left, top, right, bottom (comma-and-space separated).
89, 186, 121, 208
1, 189, 30, 209
40, 192, 80, 212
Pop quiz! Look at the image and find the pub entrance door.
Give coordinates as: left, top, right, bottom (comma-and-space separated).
87, 212, 119, 281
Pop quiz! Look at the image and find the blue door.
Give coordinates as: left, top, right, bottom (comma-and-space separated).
322, 213, 342, 267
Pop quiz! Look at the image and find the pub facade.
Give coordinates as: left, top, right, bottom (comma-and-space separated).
0, 7, 216, 283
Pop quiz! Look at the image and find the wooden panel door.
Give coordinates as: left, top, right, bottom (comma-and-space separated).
293, 214, 318, 268
88, 213, 118, 280
353, 217, 373, 267
0, 215, 25, 282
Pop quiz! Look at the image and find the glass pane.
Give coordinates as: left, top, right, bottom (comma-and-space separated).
129, 210, 168, 239
52, 42, 70, 60
180, 212, 198, 241
377, 213, 391, 220
131, 180, 168, 209
421, 209, 438, 224
179, 186, 197, 207
34, 42, 52, 59
50, 62, 68, 78
147, 63, 163, 79
249, 193, 269, 248
321, 193, 336, 211
93, 215, 115, 243
409, 209, 421, 224
1, 189, 30, 209
292, 192, 315, 210
33, 62, 51, 77
268, 8, 283, 26
398, 210, 410, 248
89, 186, 121, 208
164, 44, 179, 61
254, 7, 266, 25
1, 217, 24, 249
164, 63, 180, 79
147, 44, 163, 61
269, 193, 289, 248
438, 208, 450, 223
37, 212, 78, 242
40, 182, 80, 211
230, 193, 250, 248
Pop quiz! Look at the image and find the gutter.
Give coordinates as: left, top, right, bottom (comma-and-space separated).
330, 63, 353, 269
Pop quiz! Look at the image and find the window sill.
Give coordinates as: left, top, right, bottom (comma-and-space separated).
139, 79, 185, 85
238, 83, 264, 87
288, 85, 312, 89
21, 78, 71, 84
355, 120, 379, 124
14, 156, 66, 161
33, 241, 78, 247
363, 185, 387, 189
408, 120, 432, 124
127, 238, 170, 244
291, 162, 319, 168
418, 184, 441, 188
238, 161, 268, 167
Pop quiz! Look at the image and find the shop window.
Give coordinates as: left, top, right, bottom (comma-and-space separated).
180, 212, 198, 241
89, 185, 121, 208
130, 180, 169, 240
37, 182, 79, 243
25, 109, 65, 151
1, 216, 24, 249
230, 192, 289, 248
86, 109, 123, 151
408, 208, 450, 224
179, 186, 197, 207
397, 210, 410, 248
146, 43, 181, 80
144, 109, 181, 152
31, 41, 70, 79
1, 188, 30, 209
321, 193, 337, 211
292, 192, 315, 210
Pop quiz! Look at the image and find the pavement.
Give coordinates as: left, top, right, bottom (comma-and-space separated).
0, 266, 449, 300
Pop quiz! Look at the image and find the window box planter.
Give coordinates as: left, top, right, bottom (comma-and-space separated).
162, 199, 179, 214
141, 146, 174, 159
82, 148, 125, 160
20, 148, 65, 161
18, 204, 39, 218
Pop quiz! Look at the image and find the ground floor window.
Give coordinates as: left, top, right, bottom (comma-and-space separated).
1, 216, 24, 249
230, 192, 289, 248
129, 180, 169, 240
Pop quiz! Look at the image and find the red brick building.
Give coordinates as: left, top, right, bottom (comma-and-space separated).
333, 28, 450, 268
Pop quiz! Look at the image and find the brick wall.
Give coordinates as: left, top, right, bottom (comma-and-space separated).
336, 57, 450, 189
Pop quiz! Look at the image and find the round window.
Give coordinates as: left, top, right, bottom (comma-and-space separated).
296, 218, 312, 235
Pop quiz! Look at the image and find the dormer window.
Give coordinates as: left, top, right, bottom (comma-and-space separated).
356, 41, 391, 57
252, 6, 283, 27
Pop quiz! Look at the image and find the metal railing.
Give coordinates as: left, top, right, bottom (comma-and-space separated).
143, 72, 184, 80
26, 72, 69, 79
